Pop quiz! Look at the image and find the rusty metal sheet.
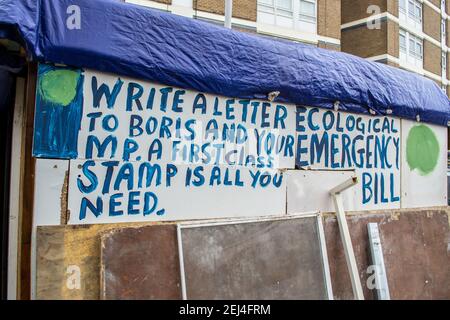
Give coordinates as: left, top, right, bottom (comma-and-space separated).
101, 225, 181, 300
180, 217, 328, 299
324, 208, 450, 300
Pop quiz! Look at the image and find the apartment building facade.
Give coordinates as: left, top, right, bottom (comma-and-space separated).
125, 0, 341, 50
341, 0, 450, 96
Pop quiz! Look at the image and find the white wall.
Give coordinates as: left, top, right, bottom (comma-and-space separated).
32, 65, 448, 228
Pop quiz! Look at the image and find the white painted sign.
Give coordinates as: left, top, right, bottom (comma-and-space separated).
286, 170, 356, 214
78, 70, 296, 169
68, 161, 286, 224
401, 120, 448, 208
33, 64, 449, 225
295, 106, 401, 210
42, 68, 296, 223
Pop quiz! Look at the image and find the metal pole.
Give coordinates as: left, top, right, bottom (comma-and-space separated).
177, 225, 187, 300
330, 176, 364, 300
224, 0, 232, 29
316, 214, 334, 300
367, 223, 390, 300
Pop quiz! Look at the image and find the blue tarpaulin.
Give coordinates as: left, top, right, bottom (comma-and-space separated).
0, 0, 449, 126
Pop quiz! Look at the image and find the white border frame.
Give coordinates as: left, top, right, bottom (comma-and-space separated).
177, 212, 333, 300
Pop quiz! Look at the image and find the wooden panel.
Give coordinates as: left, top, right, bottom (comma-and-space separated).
180, 217, 329, 299
31, 159, 69, 298
100, 225, 181, 299
19, 63, 37, 300
324, 208, 450, 300
36, 222, 165, 299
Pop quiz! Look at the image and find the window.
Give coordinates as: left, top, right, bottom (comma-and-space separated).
409, 0, 422, 22
400, 29, 407, 53
258, 0, 293, 16
399, 29, 423, 68
399, 0, 406, 13
259, 0, 275, 13
299, 0, 316, 23
257, 0, 317, 33
276, 0, 293, 17
408, 35, 422, 59
399, 0, 422, 31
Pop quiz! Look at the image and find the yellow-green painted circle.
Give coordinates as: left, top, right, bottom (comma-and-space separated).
406, 124, 439, 176
39, 69, 80, 106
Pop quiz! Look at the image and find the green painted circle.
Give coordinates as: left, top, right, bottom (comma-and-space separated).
39, 69, 80, 106
406, 124, 440, 176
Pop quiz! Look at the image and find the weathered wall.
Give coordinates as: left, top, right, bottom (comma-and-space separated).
32, 62, 449, 299
324, 207, 450, 300
36, 207, 450, 300
36, 222, 165, 299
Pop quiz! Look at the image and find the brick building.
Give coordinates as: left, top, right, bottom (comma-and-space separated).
127, 0, 450, 97
125, 0, 342, 50
341, 0, 450, 96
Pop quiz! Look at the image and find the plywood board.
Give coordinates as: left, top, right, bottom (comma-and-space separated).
31, 159, 69, 298
286, 170, 356, 213
180, 217, 329, 299
400, 120, 448, 208
33, 159, 69, 226
100, 225, 181, 299
323, 208, 450, 299
36, 222, 162, 299
68, 161, 287, 224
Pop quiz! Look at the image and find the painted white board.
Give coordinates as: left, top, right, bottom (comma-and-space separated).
33, 159, 69, 226
34, 65, 297, 224
401, 120, 448, 208
286, 170, 356, 213
68, 160, 286, 224
296, 106, 401, 210
77, 69, 297, 169
31, 158, 69, 299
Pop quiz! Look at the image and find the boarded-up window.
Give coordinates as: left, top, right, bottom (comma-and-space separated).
179, 215, 332, 299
